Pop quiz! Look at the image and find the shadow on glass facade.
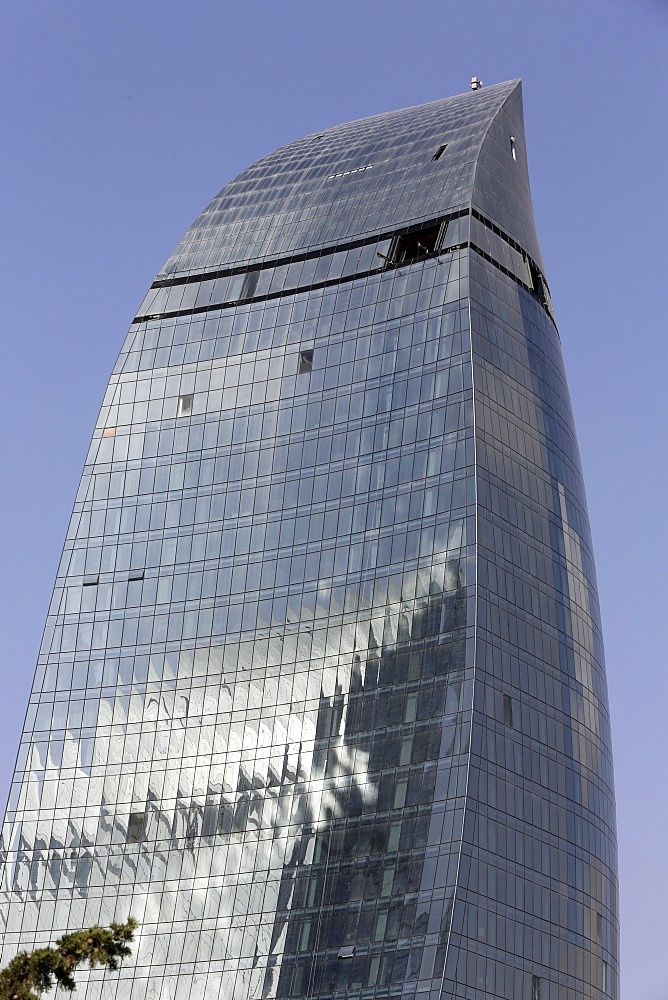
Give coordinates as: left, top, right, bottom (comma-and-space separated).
0, 80, 618, 1000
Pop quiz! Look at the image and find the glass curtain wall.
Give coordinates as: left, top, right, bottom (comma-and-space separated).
0, 81, 618, 1000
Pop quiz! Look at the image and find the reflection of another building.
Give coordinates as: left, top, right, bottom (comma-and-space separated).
266, 559, 469, 998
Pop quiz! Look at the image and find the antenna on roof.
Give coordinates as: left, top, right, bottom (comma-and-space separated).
470, 77, 483, 91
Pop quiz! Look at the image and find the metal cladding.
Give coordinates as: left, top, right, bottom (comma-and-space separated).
0, 81, 618, 1000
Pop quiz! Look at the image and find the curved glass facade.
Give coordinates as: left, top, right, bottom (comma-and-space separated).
0, 81, 618, 1000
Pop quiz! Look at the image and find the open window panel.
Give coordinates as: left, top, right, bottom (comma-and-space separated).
177, 393, 194, 417
389, 222, 446, 266
298, 349, 314, 374
127, 812, 147, 844
525, 256, 550, 310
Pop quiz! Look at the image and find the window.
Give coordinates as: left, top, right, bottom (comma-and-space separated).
298, 349, 314, 374
102, 426, 116, 438
226, 273, 244, 300
503, 694, 514, 728
532, 975, 541, 1000
527, 258, 548, 307
510, 135, 517, 160
242, 270, 260, 298
177, 393, 194, 417
602, 960, 608, 993
127, 812, 147, 844
432, 143, 447, 161
391, 223, 442, 265
338, 946, 355, 960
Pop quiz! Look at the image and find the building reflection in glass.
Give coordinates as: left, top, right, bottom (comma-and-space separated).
0, 81, 618, 1000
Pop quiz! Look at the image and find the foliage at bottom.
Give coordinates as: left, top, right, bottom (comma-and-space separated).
0, 917, 137, 1000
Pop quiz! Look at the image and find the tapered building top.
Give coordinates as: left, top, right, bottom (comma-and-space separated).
159, 80, 543, 278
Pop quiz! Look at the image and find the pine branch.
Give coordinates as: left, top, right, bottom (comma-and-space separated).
0, 918, 137, 1000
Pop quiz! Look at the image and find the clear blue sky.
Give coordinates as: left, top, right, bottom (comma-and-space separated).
1, 2, 665, 996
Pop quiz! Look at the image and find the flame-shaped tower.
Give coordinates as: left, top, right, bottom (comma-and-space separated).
0, 81, 618, 1000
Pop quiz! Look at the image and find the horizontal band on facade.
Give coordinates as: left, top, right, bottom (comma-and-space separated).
148, 210, 471, 290
134, 211, 553, 327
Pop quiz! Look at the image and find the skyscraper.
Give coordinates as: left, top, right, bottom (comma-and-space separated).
0, 79, 618, 1000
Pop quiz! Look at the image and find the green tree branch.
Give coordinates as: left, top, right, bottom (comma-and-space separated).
0, 917, 137, 1000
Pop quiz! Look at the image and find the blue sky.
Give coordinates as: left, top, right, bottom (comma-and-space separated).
1, 2, 666, 996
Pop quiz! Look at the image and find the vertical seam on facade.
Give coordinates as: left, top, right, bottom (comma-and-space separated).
439, 248, 478, 987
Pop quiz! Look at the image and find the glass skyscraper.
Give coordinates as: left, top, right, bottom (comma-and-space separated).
0, 80, 618, 1000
